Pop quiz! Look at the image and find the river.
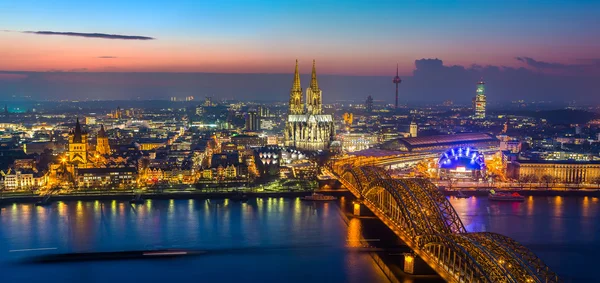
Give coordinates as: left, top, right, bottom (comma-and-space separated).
0, 196, 596, 282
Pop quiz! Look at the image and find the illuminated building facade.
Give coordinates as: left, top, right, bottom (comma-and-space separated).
284, 60, 335, 151
509, 160, 600, 184
76, 167, 137, 188
1, 169, 45, 190
410, 121, 418, 138
110, 107, 122, 119
68, 118, 88, 166
96, 124, 111, 155
473, 79, 486, 119
340, 133, 378, 152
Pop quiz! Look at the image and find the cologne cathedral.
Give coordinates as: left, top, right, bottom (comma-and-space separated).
284, 60, 335, 151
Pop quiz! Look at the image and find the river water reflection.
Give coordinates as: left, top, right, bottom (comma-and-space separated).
0, 196, 596, 282
450, 195, 600, 282
0, 198, 387, 283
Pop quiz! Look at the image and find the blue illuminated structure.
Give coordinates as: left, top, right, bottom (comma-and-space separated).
438, 146, 486, 180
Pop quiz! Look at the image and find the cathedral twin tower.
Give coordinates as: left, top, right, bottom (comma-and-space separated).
284, 60, 335, 151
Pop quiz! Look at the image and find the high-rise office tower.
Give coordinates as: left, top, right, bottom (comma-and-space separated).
473, 79, 486, 119
246, 111, 259, 131
365, 95, 373, 113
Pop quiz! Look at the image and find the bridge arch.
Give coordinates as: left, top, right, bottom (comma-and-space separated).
341, 169, 366, 195
466, 233, 560, 283
410, 178, 466, 234
364, 178, 433, 238
330, 163, 561, 283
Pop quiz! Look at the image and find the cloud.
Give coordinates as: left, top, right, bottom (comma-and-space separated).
97, 56, 117, 59
45, 68, 88, 72
409, 57, 599, 102
516, 56, 600, 75
516, 57, 570, 69
24, 31, 154, 40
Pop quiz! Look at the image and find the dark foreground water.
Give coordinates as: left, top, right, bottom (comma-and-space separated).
450, 196, 600, 283
0, 196, 597, 282
0, 198, 388, 283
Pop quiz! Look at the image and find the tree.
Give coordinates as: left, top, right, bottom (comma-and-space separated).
528, 174, 540, 188
413, 158, 436, 179
529, 174, 540, 183
541, 175, 555, 189
517, 175, 529, 189
485, 152, 507, 182
518, 174, 537, 189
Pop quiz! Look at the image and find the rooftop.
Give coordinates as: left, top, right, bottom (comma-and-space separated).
381, 133, 498, 151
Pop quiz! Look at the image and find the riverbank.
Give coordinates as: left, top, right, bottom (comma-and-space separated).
442, 188, 600, 197
0, 189, 353, 204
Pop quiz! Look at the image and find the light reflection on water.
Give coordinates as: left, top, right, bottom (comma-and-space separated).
0, 198, 388, 283
449, 195, 600, 281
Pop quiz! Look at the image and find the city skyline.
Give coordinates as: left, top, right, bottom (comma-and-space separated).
1, 57, 599, 103
2, 2, 599, 282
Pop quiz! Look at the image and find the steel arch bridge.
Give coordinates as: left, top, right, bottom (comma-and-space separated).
330, 164, 560, 283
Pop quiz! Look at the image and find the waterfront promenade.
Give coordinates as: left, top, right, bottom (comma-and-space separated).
0, 181, 328, 204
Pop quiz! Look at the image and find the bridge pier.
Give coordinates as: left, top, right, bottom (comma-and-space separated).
403, 253, 414, 274
353, 199, 365, 216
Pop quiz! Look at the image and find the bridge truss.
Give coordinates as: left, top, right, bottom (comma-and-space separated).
331, 163, 560, 283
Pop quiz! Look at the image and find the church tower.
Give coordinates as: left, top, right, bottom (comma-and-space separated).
306, 60, 323, 115
68, 118, 88, 166
96, 124, 110, 155
289, 60, 304, 115
284, 60, 335, 151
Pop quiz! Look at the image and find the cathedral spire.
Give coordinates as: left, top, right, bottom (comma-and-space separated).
98, 124, 107, 138
292, 59, 301, 92
289, 60, 303, 115
310, 59, 319, 90
73, 118, 83, 143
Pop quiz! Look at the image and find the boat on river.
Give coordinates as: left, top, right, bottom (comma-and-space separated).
455, 190, 471, 199
488, 190, 525, 202
301, 193, 337, 201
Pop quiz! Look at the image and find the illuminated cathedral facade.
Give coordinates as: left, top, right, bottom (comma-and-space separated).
68, 118, 89, 165
48, 119, 113, 187
65, 119, 113, 168
284, 60, 335, 151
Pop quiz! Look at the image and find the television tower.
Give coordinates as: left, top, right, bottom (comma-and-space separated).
392, 64, 402, 109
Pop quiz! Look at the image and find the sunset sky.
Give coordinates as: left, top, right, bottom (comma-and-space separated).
1, 0, 599, 102
2, 0, 599, 76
